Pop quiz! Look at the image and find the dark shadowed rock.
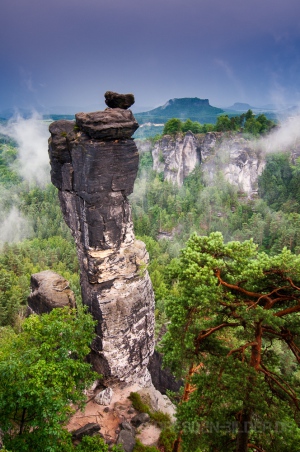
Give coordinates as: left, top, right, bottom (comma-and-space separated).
148, 350, 183, 395
72, 423, 101, 440
120, 421, 136, 436
131, 413, 150, 427
105, 91, 135, 109
48, 93, 155, 385
27, 270, 76, 315
75, 109, 138, 140
117, 430, 136, 452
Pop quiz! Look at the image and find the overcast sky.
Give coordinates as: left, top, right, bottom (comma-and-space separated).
1, 0, 300, 112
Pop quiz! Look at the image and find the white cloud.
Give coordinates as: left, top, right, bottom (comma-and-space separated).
0, 113, 50, 186
0, 207, 33, 245
259, 114, 300, 154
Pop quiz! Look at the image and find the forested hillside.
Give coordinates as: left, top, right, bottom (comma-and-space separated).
0, 129, 123, 451
1, 117, 300, 451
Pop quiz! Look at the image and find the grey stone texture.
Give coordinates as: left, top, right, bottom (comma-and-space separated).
71, 423, 101, 440
27, 270, 76, 315
148, 350, 183, 395
116, 429, 136, 452
151, 131, 266, 195
75, 109, 138, 140
94, 388, 113, 406
48, 96, 155, 385
130, 412, 150, 427
105, 91, 135, 109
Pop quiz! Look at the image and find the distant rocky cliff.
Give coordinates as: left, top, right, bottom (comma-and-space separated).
48, 92, 155, 386
152, 132, 201, 186
151, 132, 266, 195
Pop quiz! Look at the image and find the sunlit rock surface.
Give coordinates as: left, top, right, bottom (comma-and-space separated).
151, 131, 265, 195
152, 132, 200, 186
48, 95, 155, 386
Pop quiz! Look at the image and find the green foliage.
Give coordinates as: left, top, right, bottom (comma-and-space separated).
0, 141, 22, 187
129, 392, 150, 413
128, 393, 171, 428
215, 114, 233, 132
76, 435, 123, 452
0, 109, 297, 452
158, 427, 176, 452
20, 183, 72, 240
201, 123, 214, 132
0, 235, 80, 327
150, 410, 171, 427
0, 307, 97, 452
133, 440, 159, 452
258, 152, 298, 211
181, 119, 202, 134
0, 268, 23, 326
137, 152, 154, 179
161, 110, 275, 137
162, 232, 300, 451
163, 118, 182, 135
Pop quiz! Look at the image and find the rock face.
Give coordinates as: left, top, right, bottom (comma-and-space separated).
75, 109, 138, 140
152, 132, 201, 186
105, 91, 135, 110
27, 270, 76, 315
148, 350, 183, 395
151, 131, 266, 195
117, 429, 136, 452
48, 95, 155, 386
199, 133, 265, 195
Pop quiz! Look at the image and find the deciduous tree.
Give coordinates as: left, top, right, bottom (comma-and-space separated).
0, 307, 97, 452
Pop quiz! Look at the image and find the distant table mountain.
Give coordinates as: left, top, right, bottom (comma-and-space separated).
135, 97, 224, 125
225, 102, 254, 112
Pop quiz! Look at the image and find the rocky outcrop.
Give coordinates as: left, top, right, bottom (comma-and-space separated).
75, 109, 138, 140
152, 131, 201, 186
151, 131, 265, 195
72, 423, 101, 441
27, 270, 76, 315
200, 133, 265, 195
48, 93, 155, 386
105, 91, 135, 110
94, 388, 113, 406
117, 429, 136, 452
148, 350, 183, 395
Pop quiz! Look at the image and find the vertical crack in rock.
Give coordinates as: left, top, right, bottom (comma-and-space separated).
48, 92, 155, 386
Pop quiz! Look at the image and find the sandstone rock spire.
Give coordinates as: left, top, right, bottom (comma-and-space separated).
48, 92, 155, 386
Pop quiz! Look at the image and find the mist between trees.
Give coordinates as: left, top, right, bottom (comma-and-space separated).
1, 114, 300, 450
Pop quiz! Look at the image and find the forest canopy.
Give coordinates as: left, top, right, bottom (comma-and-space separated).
162, 110, 276, 136
0, 117, 300, 451
162, 232, 300, 452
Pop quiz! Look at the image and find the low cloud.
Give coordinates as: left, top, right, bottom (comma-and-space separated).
0, 112, 50, 186
0, 206, 33, 245
259, 114, 300, 154
0, 113, 51, 244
